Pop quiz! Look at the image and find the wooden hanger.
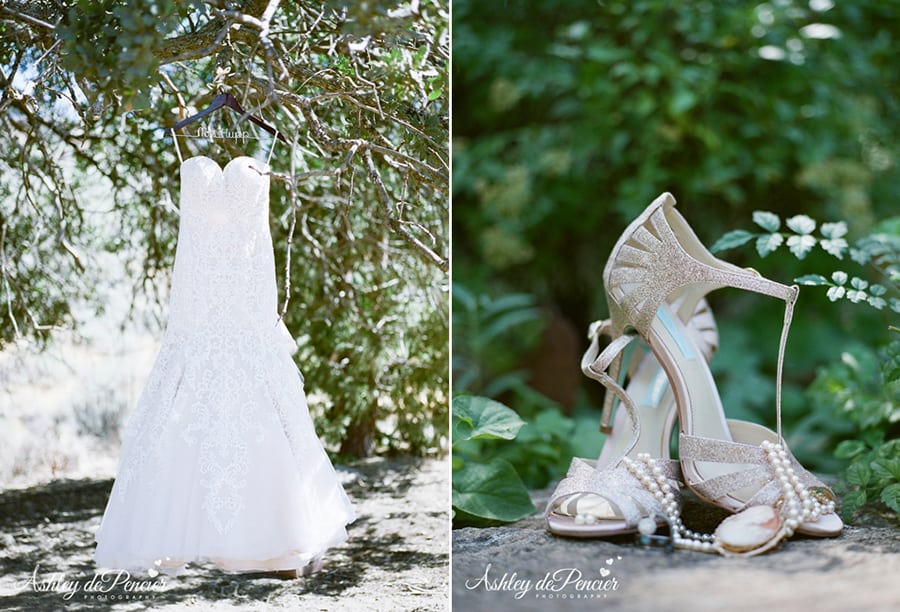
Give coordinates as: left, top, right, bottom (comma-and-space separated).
170, 92, 287, 143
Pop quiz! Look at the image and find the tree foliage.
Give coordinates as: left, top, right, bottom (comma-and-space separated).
453, 0, 897, 315
0, 0, 449, 457
452, 0, 898, 473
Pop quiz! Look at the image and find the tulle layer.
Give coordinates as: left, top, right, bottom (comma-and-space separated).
94, 326, 355, 574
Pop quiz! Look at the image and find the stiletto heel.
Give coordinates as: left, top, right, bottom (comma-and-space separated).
604, 192, 841, 555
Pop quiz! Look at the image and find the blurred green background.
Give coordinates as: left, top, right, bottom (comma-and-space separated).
451, 0, 899, 516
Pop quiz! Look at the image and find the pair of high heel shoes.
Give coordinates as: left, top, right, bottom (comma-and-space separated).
546, 193, 842, 556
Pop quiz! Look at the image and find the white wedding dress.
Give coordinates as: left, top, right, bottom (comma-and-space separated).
94, 154, 355, 574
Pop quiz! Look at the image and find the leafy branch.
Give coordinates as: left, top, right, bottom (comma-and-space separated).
713, 211, 900, 316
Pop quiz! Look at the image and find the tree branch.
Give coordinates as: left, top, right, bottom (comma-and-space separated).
154, 0, 271, 64
362, 149, 448, 273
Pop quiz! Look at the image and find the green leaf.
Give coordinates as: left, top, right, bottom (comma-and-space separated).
874, 458, 900, 481
825, 287, 847, 302
840, 488, 867, 518
669, 89, 698, 115
427, 87, 443, 101
820, 221, 848, 239
452, 395, 526, 443
710, 229, 755, 253
481, 293, 537, 315
846, 462, 872, 486
880, 483, 900, 513
451, 282, 477, 312
795, 274, 829, 286
832, 271, 849, 285
756, 232, 784, 257
480, 308, 543, 344
452, 459, 536, 523
786, 214, 817, 235
846, 288, 868, 303
835, 439, 866, 458
752, 211, 781, 232
787, 234, 817, 259
820, 237, 848, 258
849, 248, 871, 265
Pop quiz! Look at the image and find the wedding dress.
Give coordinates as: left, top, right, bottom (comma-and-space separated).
94, 146, 355, 574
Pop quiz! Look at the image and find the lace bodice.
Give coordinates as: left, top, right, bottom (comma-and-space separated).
168, 156, 278, 333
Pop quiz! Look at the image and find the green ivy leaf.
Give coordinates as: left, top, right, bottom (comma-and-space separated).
752, 210, 781, 232
452, 395, 526, 443
452, 459, 536, 523
710, 229, 755, 253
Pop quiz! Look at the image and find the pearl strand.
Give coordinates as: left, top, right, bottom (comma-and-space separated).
761, 439, 836, 537
622, 453, 717, 553
621, 444, 836, 556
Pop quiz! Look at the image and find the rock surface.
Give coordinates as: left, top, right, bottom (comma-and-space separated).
0, 457, 449, 611
453, 486, 900, 611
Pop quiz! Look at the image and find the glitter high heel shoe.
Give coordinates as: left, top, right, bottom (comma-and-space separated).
603, 192, 842, 555
544, 296, 718, 538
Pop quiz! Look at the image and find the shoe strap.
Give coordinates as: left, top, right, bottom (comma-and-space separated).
546, 458, 680, 527
680, 432, 832, 508
582, 319, 639, 436
773, 289, 797, 439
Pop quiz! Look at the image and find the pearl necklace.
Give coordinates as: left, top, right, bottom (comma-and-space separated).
621, 442, 836, 556
622, 453, 717, 553
761, 439, 836, 537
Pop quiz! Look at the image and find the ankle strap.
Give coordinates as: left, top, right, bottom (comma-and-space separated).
581, 320, 639, 444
